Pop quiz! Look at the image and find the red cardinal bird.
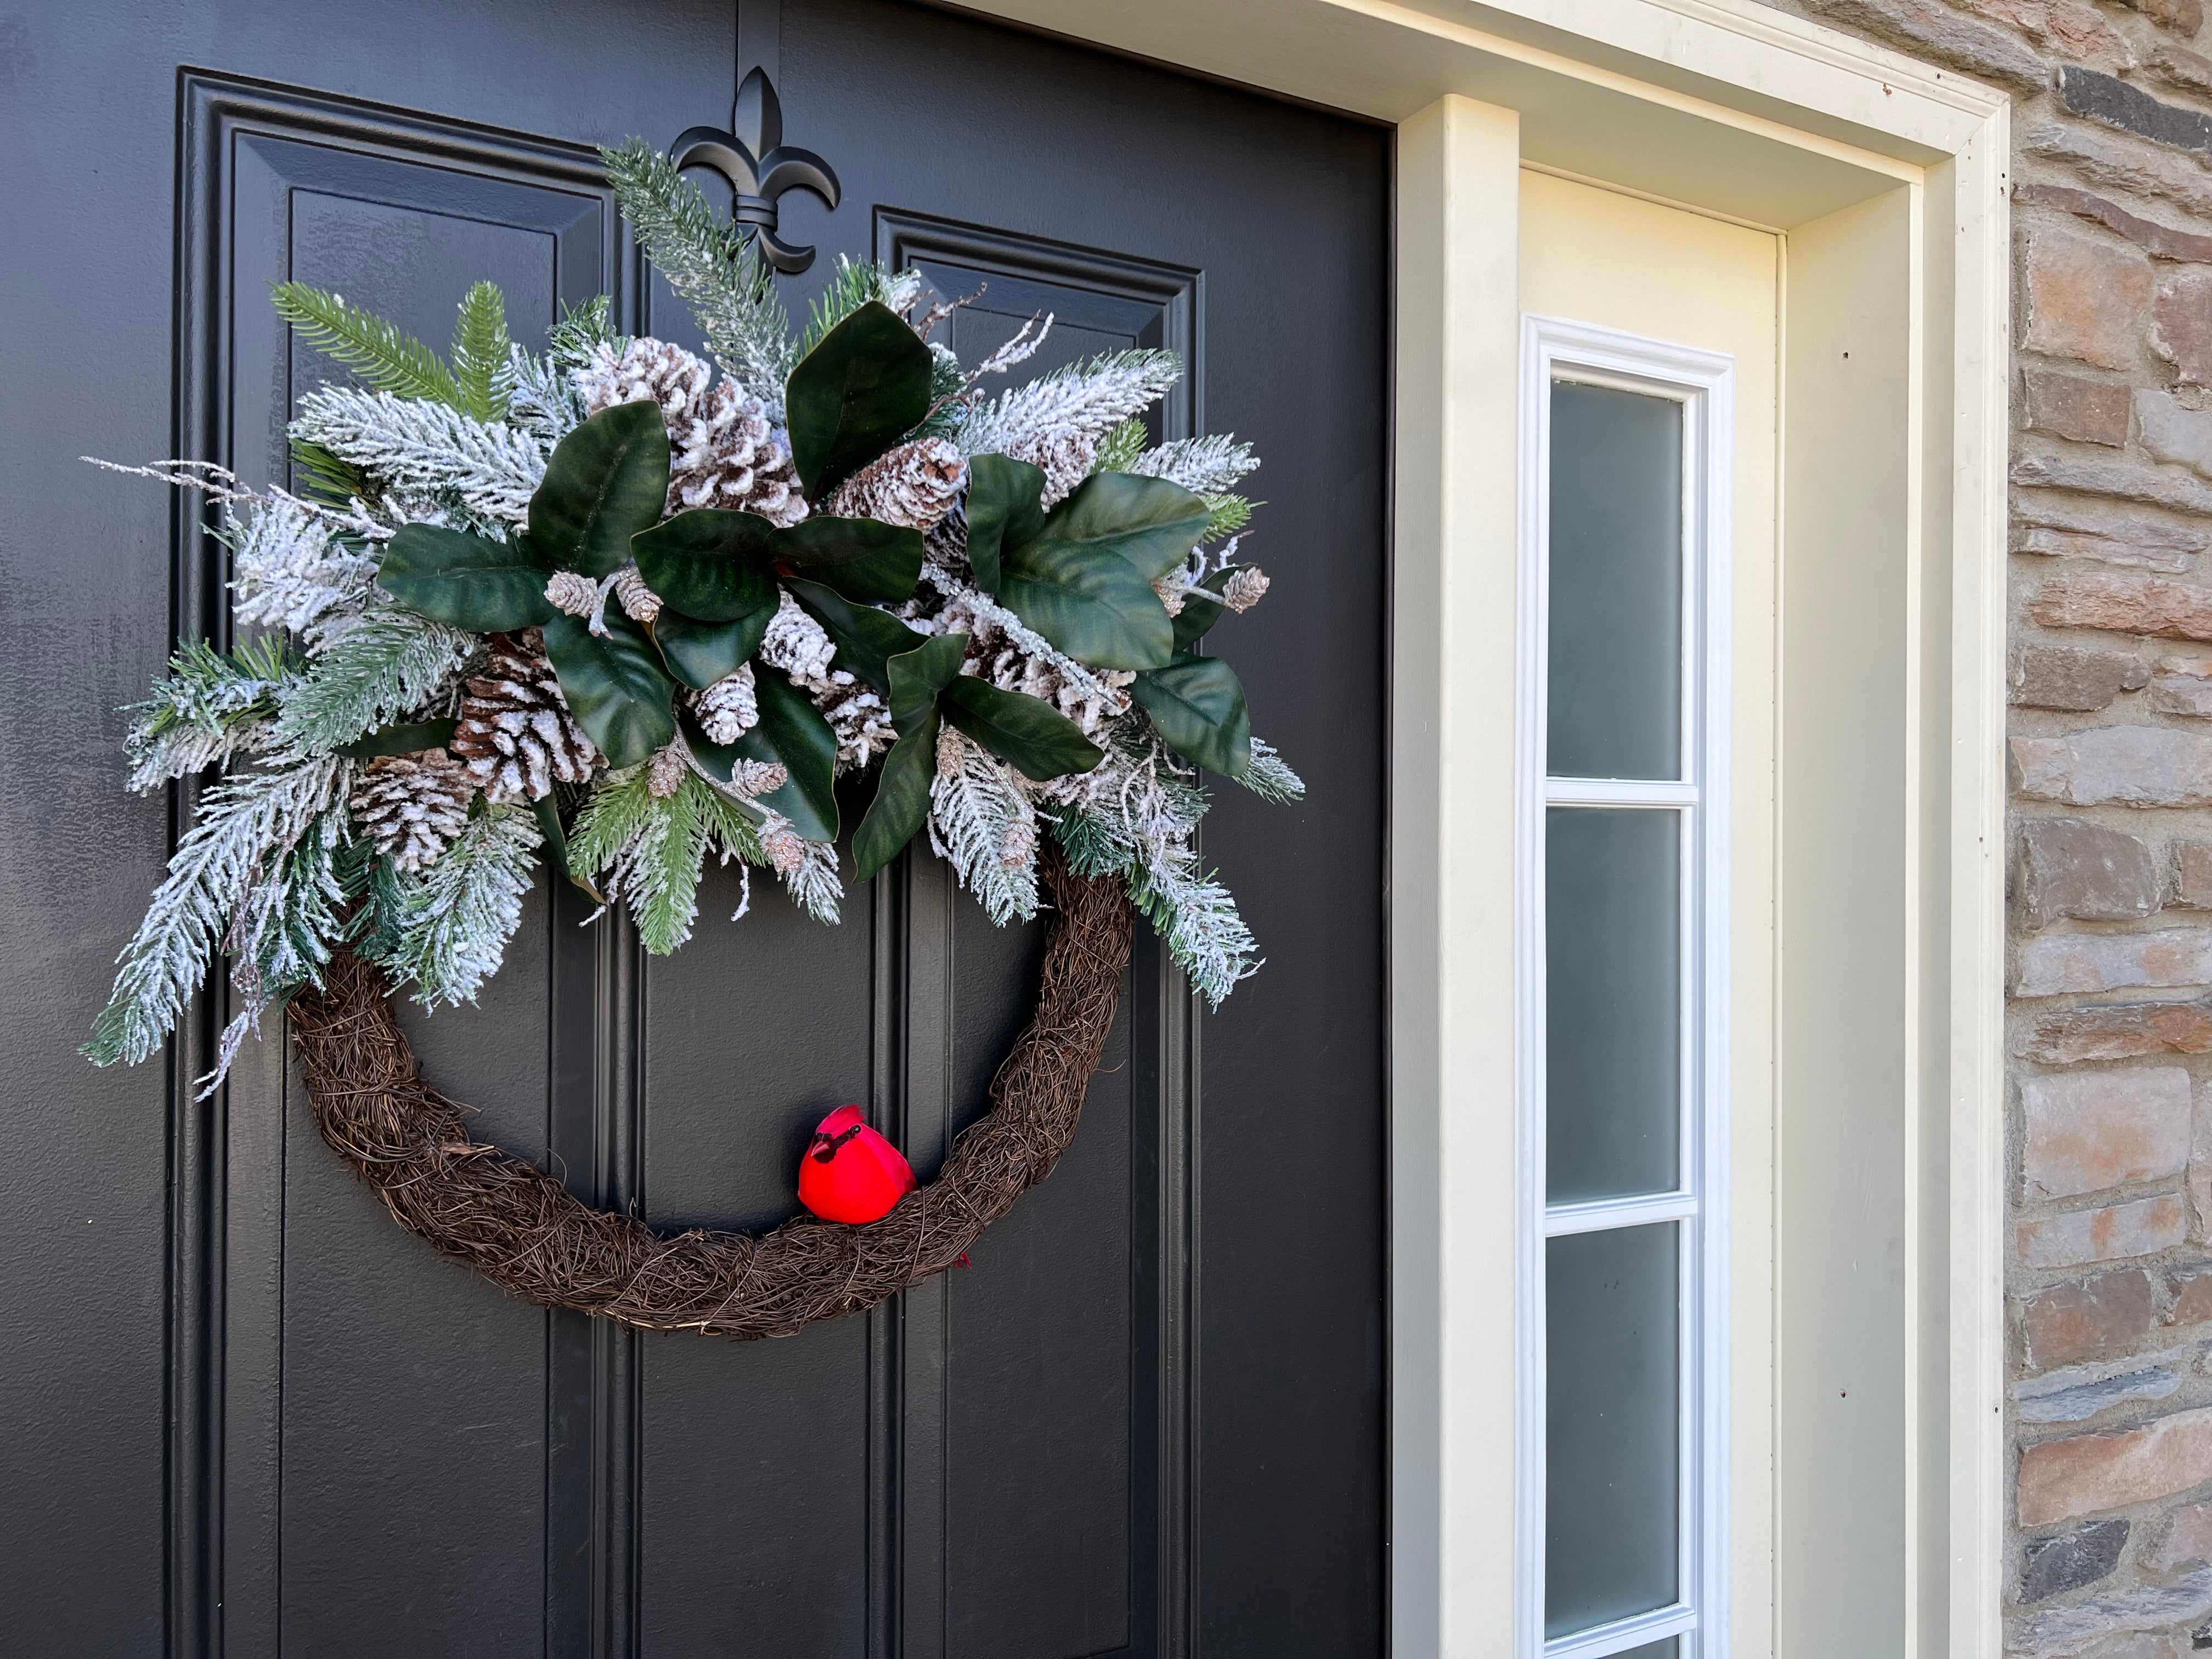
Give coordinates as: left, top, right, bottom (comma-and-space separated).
797, 1104, 916, 1224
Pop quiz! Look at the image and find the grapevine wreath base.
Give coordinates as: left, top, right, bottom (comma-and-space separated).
288, 850, 1133, 1340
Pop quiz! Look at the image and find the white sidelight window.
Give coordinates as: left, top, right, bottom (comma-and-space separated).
1517, 318, 1734, 1659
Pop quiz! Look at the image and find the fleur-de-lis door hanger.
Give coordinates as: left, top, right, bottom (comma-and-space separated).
670, 65, 840, 275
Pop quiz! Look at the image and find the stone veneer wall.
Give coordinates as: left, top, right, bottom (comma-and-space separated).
1738, 0, 2212, 1644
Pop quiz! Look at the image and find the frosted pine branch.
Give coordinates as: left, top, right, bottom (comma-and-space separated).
1127, 435, 1260, 495
227, 493, 380, 648
125, 638, 292, 793
289, 386, 546, 527
506, 342, 587, 441
369, 800, 541, 1007
270, 606, 474, 757
87, 755, 348, 1067
1238, 737, 1306, 804
1041, 714, 1258, 1002
1127, 843, 1258, 1005
956, 349, 1183, 459
205, 807, 354, 1094
770, 821, 844, 925
928, 726, 1040, 926
600, 139, 795, 413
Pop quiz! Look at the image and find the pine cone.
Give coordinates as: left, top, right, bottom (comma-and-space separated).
613, 565, 662, 624
1220, 566, 1270, 612
1003, 424, 1096, 507
450, 630, 600, 802
759, 811, 808, 876
545, 569, 601, 618
824, 438, 964, 530
758, 595, 896, 766
575, 336, 713, 423
646, 740, 689, 799
759, 590, 839, 684
349, 751, 476, 872
693, 663, 759, 744
578, 337, 808, 527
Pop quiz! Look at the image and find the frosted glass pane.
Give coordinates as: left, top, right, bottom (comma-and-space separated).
1548, 380, 1683, 780
1546, 1224, 1681, 1638
1547, 808, 1680, 1203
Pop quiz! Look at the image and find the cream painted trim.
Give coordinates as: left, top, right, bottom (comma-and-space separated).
1393, 94, 1525, 1659
939, 2, 2010, 1653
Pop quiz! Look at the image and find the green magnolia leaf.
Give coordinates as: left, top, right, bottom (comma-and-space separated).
998, 537, 1175, 671
1171, 591, 1224, 651
784, 578, 927, 693
631, 509, 780, 620
335, 719, 460, 759
774, 515, 926, 604
527, 400, 671, 577
651, 606, 774, 691
785, 300, 934, 496
533, 793, 606, 903
963, 454, 1047, 592
1131, 652, 1251, 778
940, 676, 1102, 782
853, 710, 939, 883
1035, 471, 1210, 582
541, 611, 678, 769
885, 633, 968, 736
377, 524, 554, 630
731, 670, 840, 842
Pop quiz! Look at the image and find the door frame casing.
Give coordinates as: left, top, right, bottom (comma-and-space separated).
945, 1, 2010, 1654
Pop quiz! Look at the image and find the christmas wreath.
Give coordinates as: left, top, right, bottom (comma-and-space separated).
86, 141, 1297, 1336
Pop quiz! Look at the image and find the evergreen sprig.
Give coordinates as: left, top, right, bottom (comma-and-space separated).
796, 257, 926, 360
600, 139, 794, 409
272, 282, 463, 407
125, 636, 294, 793
568, 766, 736, 954
87, 756, 347, 1068
1204, 494, 1255, 539
449, 281, 514, 422
1093, 418, 1148, 475
270, 608, 473, 757
368, 799, 541, 1007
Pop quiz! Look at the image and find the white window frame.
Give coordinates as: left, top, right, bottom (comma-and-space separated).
1515, 315, 1736, 1659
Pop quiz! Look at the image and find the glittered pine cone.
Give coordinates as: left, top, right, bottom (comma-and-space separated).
575, 337, 808, 527
693, 663, 759, 745
449, 630, 600, 802
823, 437, 965, 530
673, 381, 809, 527
348, 749, 477, 872
1002, 424, 1095, 507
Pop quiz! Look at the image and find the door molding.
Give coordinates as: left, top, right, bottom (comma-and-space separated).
168, 70, 631, 1659
935, 2, 2010, 1653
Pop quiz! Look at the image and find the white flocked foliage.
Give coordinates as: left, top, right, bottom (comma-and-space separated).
86, 137, 1307, 1088
929, 726, 1040, 926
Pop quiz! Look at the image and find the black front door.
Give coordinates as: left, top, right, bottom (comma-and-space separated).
0, 2, 1389, 1653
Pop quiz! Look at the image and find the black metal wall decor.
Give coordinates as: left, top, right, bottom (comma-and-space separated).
670, 66, 839, 273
